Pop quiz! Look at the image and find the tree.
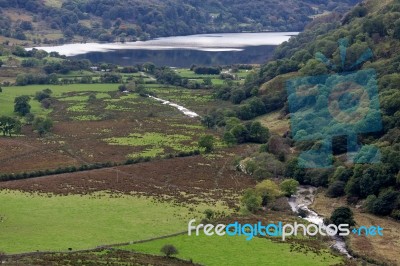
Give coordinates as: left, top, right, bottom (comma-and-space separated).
366, 190, 399, 216
247, 98, 266, 116
223, 131, 237, 146
160, 244, 178, 258
280, 179, 299, 197
241, 189, 262, 212
35, 89, 52, 102
230, 89, 245, 104
255, 180, 283, 206
330, 206, 355, 226
14, 96, 31, 116
237, 104, 254, 120
248, 121, 269, 143
33, 117, 53, 137
230, 124, 249, 143
300, 59, 329, 76
143, 62, 156, 74
0, 116, 21, 137
198, 135, 214, 153
326, 181, 346, 198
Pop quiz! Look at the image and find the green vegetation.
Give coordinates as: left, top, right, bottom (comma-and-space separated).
280, 179, 300, 197
329, 207, 356, 226
105, 132, 198, 158
0, 116, 21, 136
160, 244, 179, 258
0, 0, 358, 44
210, 0, 400, 220
14, 95, 31, 116
0, 190, 230, 253
198, 135, 215, 153
0, 84, 118, 117
1, 1, 399, 265
120, 233, 343, 266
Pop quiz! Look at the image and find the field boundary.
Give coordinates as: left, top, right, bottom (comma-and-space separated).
0, 150, 201, 182
2, 230, 189, 259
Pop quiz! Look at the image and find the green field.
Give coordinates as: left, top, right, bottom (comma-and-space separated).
0, 190, 230, 254
175, 69, 219, 79
0, 84, 119, 117
120, 233, 344, 266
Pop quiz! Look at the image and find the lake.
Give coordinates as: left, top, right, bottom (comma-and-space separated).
31, 32, 298, 67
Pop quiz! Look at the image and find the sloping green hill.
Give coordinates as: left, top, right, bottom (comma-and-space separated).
0, 0, 359, 44
243, 0, 400, 218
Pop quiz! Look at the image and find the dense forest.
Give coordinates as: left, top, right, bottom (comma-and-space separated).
206, 0, 400, 219
0, 0, 359, 44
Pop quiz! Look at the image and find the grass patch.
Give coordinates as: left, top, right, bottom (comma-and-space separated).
0, 84, 119, 117
255, 111, 290, 136
67, 103, 87, 112
175, 69, 219, 79
72, 115, 102, 121
105, 132, 197, 158
0, 190, 230, 254
120, 233, 343, 266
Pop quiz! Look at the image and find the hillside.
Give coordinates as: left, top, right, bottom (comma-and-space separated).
0, 0, 360, 45
208, 0, 400, 217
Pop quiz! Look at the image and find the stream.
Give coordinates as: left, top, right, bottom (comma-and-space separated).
288, 186, 352, 258
147, 95, 200, 118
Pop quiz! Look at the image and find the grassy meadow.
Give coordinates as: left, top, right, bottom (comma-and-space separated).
120, 233, 344, 266
0, 190, 230, 254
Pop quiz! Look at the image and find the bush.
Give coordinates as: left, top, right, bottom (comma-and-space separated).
88, 93, 97, 103
326, 181, 346, 198
241, 189, 262, 212
330, 206, 355, 226
280, 179, 299, 197
198, 135, 215, 153
366, 190, 399, 216
160, 244, 178, 257
204, 209, 215, 220
33, 117, 53, 136
391, 209, 400, 220
255, 180, 283, 206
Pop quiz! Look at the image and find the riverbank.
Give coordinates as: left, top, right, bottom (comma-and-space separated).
288, 186, 352, 258
311, 190, 400, 265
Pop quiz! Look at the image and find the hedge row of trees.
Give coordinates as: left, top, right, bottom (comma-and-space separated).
0, 149, 202, 182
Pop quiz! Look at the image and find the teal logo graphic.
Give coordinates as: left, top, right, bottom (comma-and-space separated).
286, 39, 382, 168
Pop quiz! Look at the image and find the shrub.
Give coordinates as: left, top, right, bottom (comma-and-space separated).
366, 190, 399, 216
160, 244, 178, 257
241, 189, 262, 212
326, 181, 346, 198
330, 206, 355, 226
255, 180, 283, 206
198, 135, 215, 153
280, 179, 299, 197
14, 95, 31, 116
204, 209, 215, 220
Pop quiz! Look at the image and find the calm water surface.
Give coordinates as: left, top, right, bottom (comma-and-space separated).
32, 32, 299, 67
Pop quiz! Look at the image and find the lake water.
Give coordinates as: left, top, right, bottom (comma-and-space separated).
31, 32, 298, 67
